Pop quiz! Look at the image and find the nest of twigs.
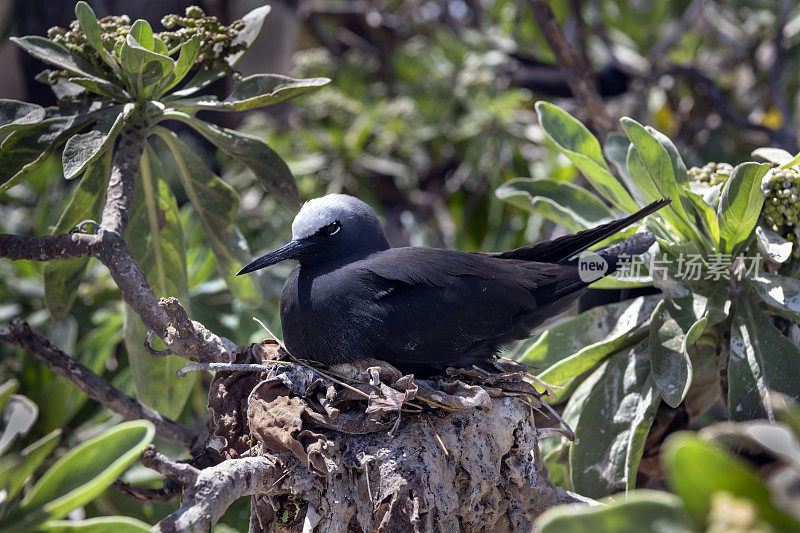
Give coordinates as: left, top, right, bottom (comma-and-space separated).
204, 339, 574, 476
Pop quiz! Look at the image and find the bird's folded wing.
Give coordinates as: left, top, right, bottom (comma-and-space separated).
353, 247, 572, 365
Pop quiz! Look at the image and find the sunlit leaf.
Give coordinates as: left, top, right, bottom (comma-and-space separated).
39, 517, 152, 532
0, 429, 61, 500
14, 421, 154, 527
717, 162, 770, 254
621, 118, 697, 241
129, 20, 154, 52
752, 147, 793, 165
534, 102, 638, 213
755, 226, 793, 264
226, 5, 272, 67
74, 2, 115, 71
157, 35, 199, 94
496, 177, 615, 231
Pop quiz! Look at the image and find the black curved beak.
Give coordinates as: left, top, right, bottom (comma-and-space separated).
236, 239, 311, 275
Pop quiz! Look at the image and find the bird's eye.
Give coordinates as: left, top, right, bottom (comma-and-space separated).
323, 221, 341, 236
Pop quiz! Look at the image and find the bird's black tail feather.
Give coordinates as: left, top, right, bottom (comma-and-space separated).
495, 198, 671, 264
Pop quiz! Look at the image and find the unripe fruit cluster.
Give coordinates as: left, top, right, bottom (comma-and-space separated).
45, 6, 244, 80
687, 162, 733, 185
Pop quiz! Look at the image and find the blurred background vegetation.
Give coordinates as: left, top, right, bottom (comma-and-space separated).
1, 0, 799, 529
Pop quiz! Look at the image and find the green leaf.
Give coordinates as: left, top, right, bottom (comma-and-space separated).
153, 127, 262, 307
648, 295, 708, 408
534, 295, 661, 394
537, 491, 692, 533
534, 102, 638, 213
0, 99, 45, 138
0, 115, 92, 192
0, 429, 61, 501
620, 118, 697, 241
755, 226, 793, 264
225, 5, 272, 67
728, 296, 800, 421
157, 36, 199, 95
752, 147, 794, 166
170, 74, 330, 112
495, 177, 615, 232
123, 145, 194, 418
15, 421, 154, 526
748, 273, 800, 321
9, 36, 105, 81
74, 2, 115, 71
39, 517, 152, 532
780, 152, 800, 170
683, 189, 720, 249
62, 104, 131, 180
0, 378, 19, 413
129, 20, 154, 52
68, 77, 128, 101
717, 162, 770, 253
44, 150, 112, 320
604, 133, 646, 205
119, 34, 174, 93
647, 126, 688, 186
163, 112, 301, 207
564, 340, 661, 497
663, 432, 800, 530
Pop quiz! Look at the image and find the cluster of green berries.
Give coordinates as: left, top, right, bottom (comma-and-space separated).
688, 162, 734, 185
45, 6, 244, 81
761, 167, 800, 234
160, 6, 245, 70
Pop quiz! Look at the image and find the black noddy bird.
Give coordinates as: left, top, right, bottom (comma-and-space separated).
237, 194, 669, 374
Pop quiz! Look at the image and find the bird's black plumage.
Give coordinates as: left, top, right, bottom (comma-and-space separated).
238, 194, 669, 373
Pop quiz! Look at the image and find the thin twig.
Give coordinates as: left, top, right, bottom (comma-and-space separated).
113, 479, 180, 503
425, 414, 449, 456
177, 361, 294, 377
140, 444, 200, 486
527, 0, 617, 138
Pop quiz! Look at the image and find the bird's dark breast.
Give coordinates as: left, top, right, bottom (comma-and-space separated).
280, 264, 381, 366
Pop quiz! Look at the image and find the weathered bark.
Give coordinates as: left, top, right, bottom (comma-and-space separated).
246, 396, 587, 533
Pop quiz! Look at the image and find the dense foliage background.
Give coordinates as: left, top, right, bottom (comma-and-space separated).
1, 1, 800, 530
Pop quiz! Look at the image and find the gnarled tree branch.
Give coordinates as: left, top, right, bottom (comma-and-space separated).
0, 233, 97, 261
152, 455, 283, 533
0, 318, 200, 450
